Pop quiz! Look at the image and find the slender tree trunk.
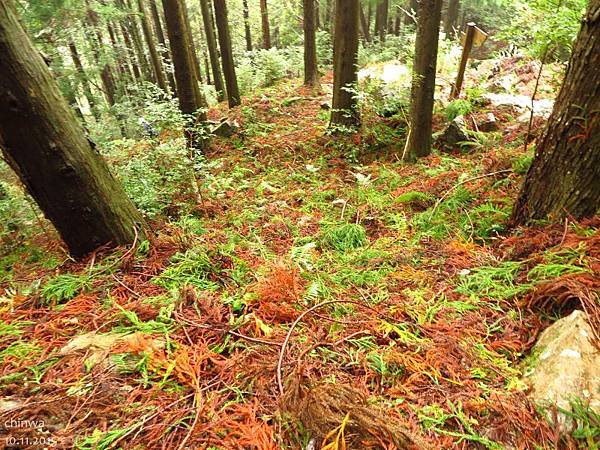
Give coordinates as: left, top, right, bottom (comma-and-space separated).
118, 18, 143, 82
138, 0, 168, 92
260, 0, 271, 49
242, 0, 253, 51
0, 2, 144, 257
200, 0, 225, 101
510, 0, 600, 225
303, 0, 321, 88
107, 21, 131, 84
181, 2, 204, 85
68, 40, 99, 119
162, 0, 206, 119
375, 0, 388, 42
404, 0, 442, 160
444, 0, 460, 38
213, 0, 240, 108
84, 3, 118, 105
394, 9, 401, 35
149, 0, 176, 93
359, 4, 371, 43
330, 0, 360, 128
123, 0, 152, 81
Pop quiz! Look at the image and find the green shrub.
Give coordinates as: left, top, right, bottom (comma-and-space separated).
321, 223, 368, 251
445, 99, 473, 121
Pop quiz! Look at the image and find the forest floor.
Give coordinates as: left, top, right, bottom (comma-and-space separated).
1, 59, 599, 449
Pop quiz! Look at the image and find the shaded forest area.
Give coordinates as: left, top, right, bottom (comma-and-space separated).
0, 0, 599, 448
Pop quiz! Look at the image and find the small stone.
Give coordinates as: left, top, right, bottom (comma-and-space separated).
435, 115, 476, 152
212, 119, 239, 137
320, 102, 331, 110
479, 113, 499, 132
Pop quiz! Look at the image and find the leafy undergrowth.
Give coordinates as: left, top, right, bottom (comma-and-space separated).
1, 76, 599, 449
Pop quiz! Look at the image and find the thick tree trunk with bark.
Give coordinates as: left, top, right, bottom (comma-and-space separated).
260, 0, 271, 49
180, 2, 204, 87
162, 0, 206, 118
511, 0, 600, 225
0, 2, 144, 257
200, 0, 225, 101
138, 0, 168, 92
444, 0, 459, 38
404, 0, 442, 160
303, 0, 320, 87
242, 0, 252, 51
149, 0, 177, 93
330, 0, 360, 128
213, 0, 240, 107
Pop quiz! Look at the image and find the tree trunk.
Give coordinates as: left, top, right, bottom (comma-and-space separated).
404, 0, 442, 160
375, 0, 388, 42
181, 2, 204, 86
260, 0, 271, 49
200, 0, 225, 101
316, 0, 321, 29
359, 4, 371, 43
444, 0, 459, 38
107, 21, 132, 85
68, 40, 99, 119
510, 0, 600, 225
138, 0, 169, 92
330, 0, 360, 128
162, 0, 206, 119
213, 0, 240, 108
394, 9, 401, 35
303, 0, 320, 87
242, 0, 252, 51
149, 0, 177, 93
125, 0, 153, 81
117, 18, 143, 82
85, 5, 118, 105
0, 2, 144, 257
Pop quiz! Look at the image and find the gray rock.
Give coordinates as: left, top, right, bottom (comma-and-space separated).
435, 115, 476, 152
523, 310, 600, 433
212, 119, 239, 137
479, 113, 499, 132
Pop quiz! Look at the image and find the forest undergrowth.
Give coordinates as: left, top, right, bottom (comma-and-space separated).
1, 63, 599, 449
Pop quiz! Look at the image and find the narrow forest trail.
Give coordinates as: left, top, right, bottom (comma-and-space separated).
1, 72, 599, 449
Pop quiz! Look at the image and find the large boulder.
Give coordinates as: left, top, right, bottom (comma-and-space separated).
522, 310, 600, 432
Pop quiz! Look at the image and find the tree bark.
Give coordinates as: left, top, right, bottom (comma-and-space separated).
0, 2, 144, 257
303, 0, 320, 87
84, 4, 118, 105
260, 0, 271, 49
444, 0, 460, 38
149, 0, 177, 93
181, 2, 204, 86
213, 0, 240, 108
200, 0, 225, 101
117, 16, 143, 82
138, 0, 169, 93
124, 0, 153, 81
404, 0, 442, 160
68, 40, 99, 119
359, 4, 371, 43
375, 0, 388, 42
242, 0, 252, 51
330, 0, 360, 128
162, 0, 206, 119
510, 0, 600, 225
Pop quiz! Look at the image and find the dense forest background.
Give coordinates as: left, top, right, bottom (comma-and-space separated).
0, 0, 599, 448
